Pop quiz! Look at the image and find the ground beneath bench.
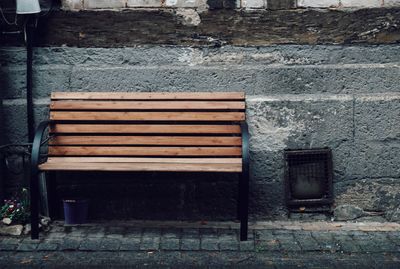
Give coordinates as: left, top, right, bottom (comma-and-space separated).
0, 220, 399, 268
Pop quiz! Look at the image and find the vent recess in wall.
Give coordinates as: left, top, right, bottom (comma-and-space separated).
284, 148, 333, 211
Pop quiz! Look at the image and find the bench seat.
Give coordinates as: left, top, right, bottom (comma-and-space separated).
39, 157, 242, 172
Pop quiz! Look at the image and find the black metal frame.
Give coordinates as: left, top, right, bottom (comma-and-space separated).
30, 120, 250, 241
284, 148, 333, 209
239, 121, 250, 241
30, 120, 51, 239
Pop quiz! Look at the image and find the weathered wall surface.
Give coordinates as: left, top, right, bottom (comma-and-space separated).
1, 45, 399, 221
3, 8, 400, 47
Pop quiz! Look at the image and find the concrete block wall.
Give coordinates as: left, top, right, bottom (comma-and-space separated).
1, 45, 399, 221
61, 0, 400, 10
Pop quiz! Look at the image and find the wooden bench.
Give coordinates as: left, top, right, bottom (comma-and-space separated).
30, 92, 249, 240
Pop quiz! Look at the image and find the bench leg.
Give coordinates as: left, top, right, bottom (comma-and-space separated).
30, 172, 40, 239
238, 172, 249, 241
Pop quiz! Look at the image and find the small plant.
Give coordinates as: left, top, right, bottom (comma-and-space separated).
0, 188, 30, 224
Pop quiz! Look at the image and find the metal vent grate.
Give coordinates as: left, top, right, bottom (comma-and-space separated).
284, 148, 333, 209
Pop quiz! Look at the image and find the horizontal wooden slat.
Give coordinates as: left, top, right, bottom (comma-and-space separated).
50, 112, 245, 121
49, 136, 242, 146
51, 92, 245, 100
39, 162, 242, 172
50, 124, 241, 134
48, 146, 242, 156
46, 157, 242, 164
51, 101, 245, 110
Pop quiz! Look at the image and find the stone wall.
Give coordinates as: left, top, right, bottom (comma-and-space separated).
1, 45, 399, 221
61, 0, 400, 9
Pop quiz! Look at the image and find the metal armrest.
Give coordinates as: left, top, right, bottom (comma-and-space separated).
239, 121, 250, 241
31, 120, 52, 176
240, 121, 249, 174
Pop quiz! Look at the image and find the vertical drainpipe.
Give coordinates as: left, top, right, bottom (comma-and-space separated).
26, 16, 35, 143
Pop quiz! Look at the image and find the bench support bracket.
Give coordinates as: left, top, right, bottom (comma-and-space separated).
30, 120, 51, 239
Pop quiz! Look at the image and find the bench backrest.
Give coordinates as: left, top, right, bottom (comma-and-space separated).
48, 92, 245, 158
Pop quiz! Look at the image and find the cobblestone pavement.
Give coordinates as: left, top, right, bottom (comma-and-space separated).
0, 221, 399, 268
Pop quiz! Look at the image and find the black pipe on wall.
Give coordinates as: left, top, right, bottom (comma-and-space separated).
26, 17, 35, 143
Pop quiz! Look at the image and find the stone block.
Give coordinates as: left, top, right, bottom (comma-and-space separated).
84, 0, 126, 9
164, 0, 207, 8
297, 0, 339, 8
335, 178, 400, 212
384, 0, 400, 7
127, 0, 162, 7
160, 238, 180, 250
0, 225, 23, 236
180, 238, 200, 250
341, 0, 381, 8
354, 142, 400, 179
61, 0, 83, 10
0, 65, 70, 99
60, 238, 81, 250
246, 94, 353, 151
200, 238, 219, 250
2, 100, 27, 144
78, 239, 101, 251
242, 0, 265, 9
100, 238, 121, 250
267, 0, 296, 10
249, 182, 287, 219
331, 139, 400, 180
354, 94, 400, 141
140, 237, 160, 250
120, 238, 140, 250
333, 204, 364, 220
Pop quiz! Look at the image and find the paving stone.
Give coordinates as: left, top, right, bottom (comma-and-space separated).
371, 239, 399, 253
182, 228, 200, 238
65, 227, 86, 238
140, 236, 160, 250
219, 239, 239, 251
50, 225, 66, 233
143, 228, 161, 237
272, 230, 299, 249
255, 239, 280, 252
294, 232, 321, 251
119, 238, 141, 251
161, 238, 180, 250
255, 230, 276, 241
60, 238, 81, 250
387, 232, 400, 245
78, 239, 101, 251
311, 231, 339, 252
276, 234, 302, 252
162, 228, 181, 239
37, 242, 59, 251
1, 238, 22, 244
125, 227, 143, 238
85, 227, 106, 238
200, 238, 219, 250
181, 238, 200, 250
239, 240, 255, 251
0, 243, 17, 251
47, 232, 66, 239
17, 242, 39, 251
356, 238, 380, 253
218, 229, 238, 237
360, 232, 399, 253
334, 235, 362, 253
200, 228, 219, 238
100, 238, 121, 251
105, 226, 126, 239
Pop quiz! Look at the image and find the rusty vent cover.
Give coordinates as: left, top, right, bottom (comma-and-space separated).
284, 148, 333, 209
